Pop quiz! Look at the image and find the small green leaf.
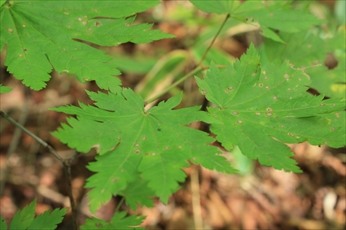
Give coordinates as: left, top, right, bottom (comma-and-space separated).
260, 26, 285, 43
0, 84, 12, 94
232, 146, 254, 175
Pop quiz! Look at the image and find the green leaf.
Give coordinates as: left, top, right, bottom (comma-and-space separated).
262, 28, 345, 98
0, 0, 173, 91
232, 146, 254, 175
262, 30, 328, 67
306, 54, 346, 99
52, 89, 236, 212
260, 26, 285, 44
6, 199, 66, 230
190, 0, 235, 14
27, 208, 67, 230
119, 179, 155, 210
196, 44, 346, 172
10, 199, 36, 230
0, 84, 12, 94
81, 212, 144, 230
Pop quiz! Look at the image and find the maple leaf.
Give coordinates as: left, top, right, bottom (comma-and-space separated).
52, 89, 235, 212
196, 44, 346, 172
0, 0, 173, 91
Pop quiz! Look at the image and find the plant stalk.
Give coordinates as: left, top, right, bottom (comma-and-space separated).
197, 13, 230, 67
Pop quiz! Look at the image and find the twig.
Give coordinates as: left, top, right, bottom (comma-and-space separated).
145, 64, 227, 105
196, 13, 230, 67
0, 110, 79, 230
145, 13, 230, 105
0, 110, 64, 162
145, 66, 203, 104
62, 158, 78, 230
115, 197, 125, 213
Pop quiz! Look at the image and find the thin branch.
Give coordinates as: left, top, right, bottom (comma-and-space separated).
145, 14, 230, 105
0, 110, 79, 230
115, 197, 125, 213
196, 13, 230, 67
0, 110, 64, 162
145, 65, 227, 104
145, 66, 203, 104
63, 161, 78, 230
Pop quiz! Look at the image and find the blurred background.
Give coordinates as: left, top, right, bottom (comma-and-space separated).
0, 0, 345, 229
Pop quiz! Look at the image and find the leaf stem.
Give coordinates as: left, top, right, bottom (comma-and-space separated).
196, 13, 230, 67
145, 64, 226, 104
145, 13, 230, 104
145, 66, 203, 104
115, 196, 125, 213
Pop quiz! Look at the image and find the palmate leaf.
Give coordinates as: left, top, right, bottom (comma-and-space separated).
52, 89, 235, 212
0, 0, 173, 91
196, 44, 346, 172
81, 212, 144, 230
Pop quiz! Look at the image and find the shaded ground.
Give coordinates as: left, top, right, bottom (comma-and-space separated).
0, 1, 345, 229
